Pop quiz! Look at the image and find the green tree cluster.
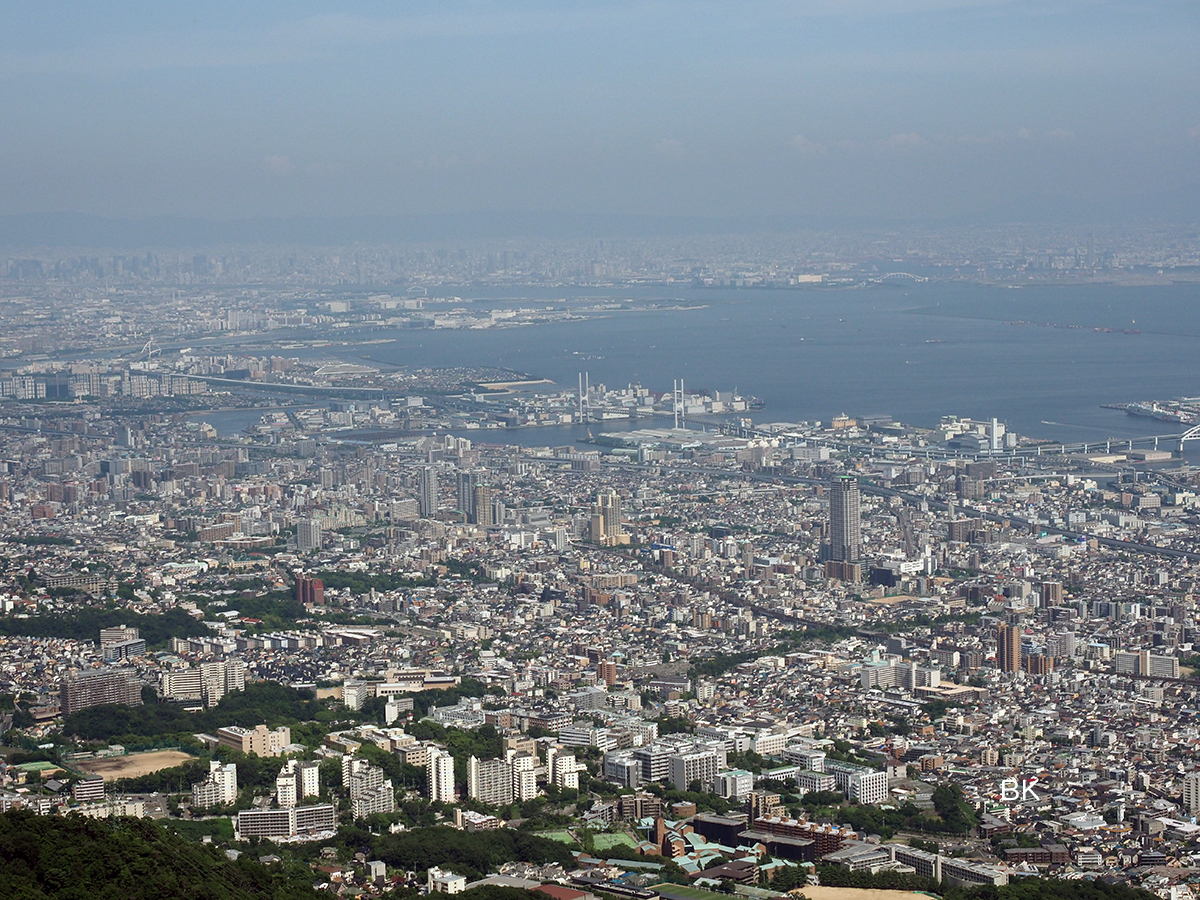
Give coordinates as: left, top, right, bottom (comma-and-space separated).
204, 592, 307, 631
687, 651, 759, 680
817, 869, 1157, 900
653, 715, 694, 735
61, 681, 321, 744
404, 678, 491, 718
115, 745, 306, 800
0, 607, 208, 649
640, 782, 733, 815
931, 783, 979, 834
0, 809, 322, 899
726, 749, 765, 771
816, 864, 940, 892
405, 721, 505, 790
799, 795, 972, 840
314, 570, 435, 594
777, 624, 862, 644
328, 824, 573, 881
942, 879, 1157, 900
441, 559, 496, 583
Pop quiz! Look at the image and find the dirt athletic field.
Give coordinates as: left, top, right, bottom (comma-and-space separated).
800, 888, 932, 900
75, 750, 195, 781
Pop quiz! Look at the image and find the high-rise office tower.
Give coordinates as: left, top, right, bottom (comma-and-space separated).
997, 623, 1022, 673
829, 475, 861, 562
419, 466, 438, 518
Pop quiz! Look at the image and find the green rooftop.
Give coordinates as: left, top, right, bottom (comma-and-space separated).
17, 761, 62, 772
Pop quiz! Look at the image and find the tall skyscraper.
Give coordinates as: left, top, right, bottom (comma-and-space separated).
997, 623, 1022, 673
472, 484, 492, 525
297, 518, 322, 552
829, 475, 861, 562
1039, 581, 1063, 608
456, 471, 476, 520
419, 466, 438, 518
592, 490, 622, 543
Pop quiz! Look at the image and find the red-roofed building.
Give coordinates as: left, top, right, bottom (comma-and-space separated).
539, 885, 596, 900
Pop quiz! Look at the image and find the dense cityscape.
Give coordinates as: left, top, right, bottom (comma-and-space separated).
6, 0, 1200, 891
5, 222, 1200, 293
2, 237, 1200, 900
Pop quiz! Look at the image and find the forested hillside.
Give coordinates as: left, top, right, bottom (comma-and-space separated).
0, 810, 322, 900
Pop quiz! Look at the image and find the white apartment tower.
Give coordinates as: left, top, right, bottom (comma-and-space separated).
1184, 771, 1200, 815
277, 759, 320, 807
550, 752, 581, 791
419, 466, 438, 518
297, 518, 322, 552
427, 749, 456, 804
467, 755, 515, 807
192, 761, 238, 808
276, 769, 298, 808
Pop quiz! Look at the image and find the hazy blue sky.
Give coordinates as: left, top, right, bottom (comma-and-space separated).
2, 1, 1197, 224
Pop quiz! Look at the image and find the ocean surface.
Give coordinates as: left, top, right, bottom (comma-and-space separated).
202, 281, 1200, 451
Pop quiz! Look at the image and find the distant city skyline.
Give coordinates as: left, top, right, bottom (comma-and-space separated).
1, 2, 1197, 227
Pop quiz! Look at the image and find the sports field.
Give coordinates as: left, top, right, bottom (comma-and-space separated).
593, 832, 637, 851
652, 884, 726, 900
802, 888, 931, 900
536, 830, 576, 844
76, 750, 195, 781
